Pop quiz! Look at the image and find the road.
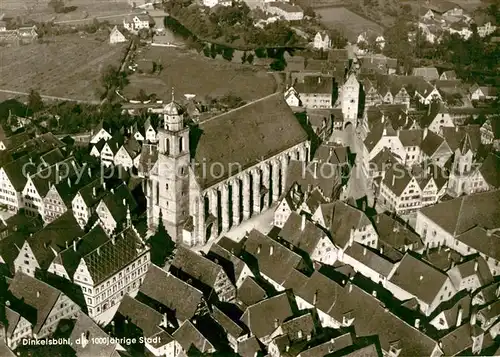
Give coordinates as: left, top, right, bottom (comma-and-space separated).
0, 89, 100, 104
53, 12, 141, 25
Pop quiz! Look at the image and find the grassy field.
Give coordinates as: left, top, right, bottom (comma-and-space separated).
0, 0, 132, 24
315, 6, 385, 40
123, 47, 277, 102
0, 34, 126, 101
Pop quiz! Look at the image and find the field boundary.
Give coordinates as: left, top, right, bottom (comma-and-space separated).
314, 5, 388, 30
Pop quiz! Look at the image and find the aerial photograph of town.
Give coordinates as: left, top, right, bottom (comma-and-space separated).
0, 0, 498, 354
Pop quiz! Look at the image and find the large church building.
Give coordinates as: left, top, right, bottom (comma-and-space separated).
147, 92, 310, 247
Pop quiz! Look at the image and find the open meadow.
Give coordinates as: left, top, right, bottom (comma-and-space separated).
315, 6, 385, 39
0, 34, 126, 101
0, 0, 133, 24
123, 47, 277, 102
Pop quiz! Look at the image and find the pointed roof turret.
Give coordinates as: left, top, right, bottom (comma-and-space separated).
458, 132, 473, 155
163, 87, 183, 116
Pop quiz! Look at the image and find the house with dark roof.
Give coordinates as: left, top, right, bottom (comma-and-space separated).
90, 121, 112, 144
14, 211, 84, 277
415, 190, 500, 275
273, 183, 304, 228
22, 157, 79, 217
378, 164, 423, 215
114, 138, 142, 169
95, 182, 138, 234
41, 166, 96, 224
480, 117, 500, 150
420, 129, 453, 167
138, 264, 207, 323
429, 290, 471, 331
170, 245, 236, 302
240, 291, 298, 345
172, 319, 216, 355
71, 177, 123, 229
279, 211, 336, 265
242, 229, 311, 291
207, 237, 254, 288
0, 155, 39, 212
312, 201, 378, 251
466, 152, 500, 195
72, 226, 150, 323
471, 281, 500, 307
211, 304, 249, 351
386, 252, 457, 316
69, 311, 122, 357
438, 320, 486, 356
6, 272, 81, 349
412, 67, 440, 82
113, 295, 181, 356
287, 76, 334, 109
447, 255, 494, 293
236, 276, 268, 310
101, 133, 125, 167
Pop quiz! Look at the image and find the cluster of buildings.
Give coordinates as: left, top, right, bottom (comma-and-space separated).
416, 0, 497, 43
0, 19, 38, 46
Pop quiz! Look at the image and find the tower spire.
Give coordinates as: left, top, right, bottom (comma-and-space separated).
171, 87, 175, 103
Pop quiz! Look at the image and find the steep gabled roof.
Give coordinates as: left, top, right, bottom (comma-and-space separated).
8, 273, 62, 334
279, 212, 326, 255
171, 245, 223, 288
193, 93, 308, 188
82, 227, 146, 285
240, 291, 295, 339
139, 264, 204, 321
389, 253, 449, 305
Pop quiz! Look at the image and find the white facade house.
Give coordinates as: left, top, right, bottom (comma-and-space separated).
341, 73, 360, 125
90, 127, 112, 144
72, 227, 150, 324
123, 14, 151, 33
203, 0, 231, 7
313, 32, 331, 50
109, 26, 127, 44
284, 87, 301, 108
266, 2, 303, 21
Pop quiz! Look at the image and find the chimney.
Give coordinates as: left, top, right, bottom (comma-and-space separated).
383, 128, 387, 136
285, 345, 290, 352
149, 145, 152, 155
455, 126, 459, 132
474, 260, 478, 272
36, 291, 40, 298
456, 306, 463, 327
313, 290, 318, 305
269, 245, 274, 256
363, 247, 367, 255
65, 241, 68, 249
274, 318, 279, 329
470, 312, 476, 326
379, 245, 384, 255
97, 247, 100, 255
423, 127, 428, 139
257, 244, 261, 254
301, 214, 306, 231
103, 182, 106, 190
314, 163, 318, 179
73, 240, 77, 252
122, 198, 126, 206
372, 290, 377, 298
376, 215, 380, 224
419, 275, 423, 281
392, 174, 396, 187
348, 283, 353, 293
93, 186, 96, 197
427, 103, 431, 116
68, 177, 71, 187
318, 77, 321, 84
415, 318, 420, 329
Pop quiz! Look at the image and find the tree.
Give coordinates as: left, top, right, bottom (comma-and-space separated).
222, 47, 234, 61
48, 0, 65, 13
27, 89, 44, 114
270, 58, 286, 71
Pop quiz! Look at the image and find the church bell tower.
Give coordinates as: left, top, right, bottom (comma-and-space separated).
148, 88, 191, 241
